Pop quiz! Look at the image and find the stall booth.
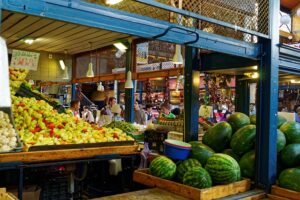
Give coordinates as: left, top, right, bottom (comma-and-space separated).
0, 0, 284, 199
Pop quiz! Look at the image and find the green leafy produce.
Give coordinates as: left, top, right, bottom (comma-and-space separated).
105, 121, 138, 134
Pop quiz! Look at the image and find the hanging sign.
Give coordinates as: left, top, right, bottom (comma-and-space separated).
136, 42, 148, 64
10, 49, 40, 71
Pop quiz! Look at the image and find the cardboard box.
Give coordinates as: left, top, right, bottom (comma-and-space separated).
8, 185, 41, 200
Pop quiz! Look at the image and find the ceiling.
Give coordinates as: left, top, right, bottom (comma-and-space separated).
281, 0, 300, 10
1, 11, 131, 55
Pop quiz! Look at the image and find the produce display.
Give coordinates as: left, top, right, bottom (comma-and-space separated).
230, 125, 256, 155
0, 111, 18, 152
205, 154, 241, 185
176, 158, 202, 182
202, 121, 232, 152
239, 150, 255, 179
149, 156, 176, 180
12, 96, 133, 149
104, 121, 138, 134
183, 166, 212, 189
279, 168, 300, 192
188, 141, 215, 166
222, 149, 240, 162
279, 121, 300, 144
227, 112, 250, 132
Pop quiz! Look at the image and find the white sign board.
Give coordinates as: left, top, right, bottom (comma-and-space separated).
10, 49, 40, 71
0, 37, 11, 107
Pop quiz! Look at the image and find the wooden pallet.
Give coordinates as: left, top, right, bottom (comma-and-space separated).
271, 186, 300, 200
133, 169, 251, 200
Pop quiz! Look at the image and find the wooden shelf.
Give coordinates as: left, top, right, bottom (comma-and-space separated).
0, 145, 138, 163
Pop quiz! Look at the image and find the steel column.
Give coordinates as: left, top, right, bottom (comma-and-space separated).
71, 84, 77, 101
255, 0, 279, 192
184, 46, 200, 142
235, 77, 250, 115
125, 42, 134, 123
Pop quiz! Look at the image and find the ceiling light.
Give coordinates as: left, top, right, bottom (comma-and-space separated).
23, 38, 35, 45
115, 49, 126, 58
252, 65, 258, 70
291, 80, 300, 84
59, 60, 66, 70
172, 44, 184, 64
113, 42, 127, 51
86, 62, 94, 77
244, 72, 259, 79
125, 70, 134, 89
106, 0, 123, 5
97, 82, 105, 92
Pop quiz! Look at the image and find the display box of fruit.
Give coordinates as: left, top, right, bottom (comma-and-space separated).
133, 168, 250, 200
271, 185, 300, 200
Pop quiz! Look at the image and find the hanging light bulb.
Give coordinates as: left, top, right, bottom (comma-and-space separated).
124, 70, 134, 89
62, 66, 69, 80
97, 82, 105, 91
280, 15, 291, 25
86, 42, 95, 77
172, 44, 183, 64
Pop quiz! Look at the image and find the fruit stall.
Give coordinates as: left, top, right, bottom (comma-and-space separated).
1, 0, 300, 199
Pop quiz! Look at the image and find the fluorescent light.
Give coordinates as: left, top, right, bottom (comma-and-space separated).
59, 60, 66, 70
291, 80, 300, 84
106, 0, 123, 5
113, 42, 127, 51
24, 38, 34, 45
251, 72, 259, 79
252, 65, 258, 70
244, 72, 259, 79
62, 67, 69, 80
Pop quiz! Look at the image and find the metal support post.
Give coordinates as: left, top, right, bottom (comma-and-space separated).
235, 77, 250, 115
18, 167, 24, 200
71, 84, 77, 101
255, 0, 279, 192
125, 42, 134, 123
184, 46, 200, 142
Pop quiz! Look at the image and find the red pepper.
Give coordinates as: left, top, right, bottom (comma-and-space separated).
57, 125, 64, 129
47, 123, 55, 129
50, 130, 54, 137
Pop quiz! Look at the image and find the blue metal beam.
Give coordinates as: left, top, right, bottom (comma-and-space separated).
125, 42, 134, 123
0, 0, 260, 59
184, 46, 200, 142
255, 0, 279, 192
136, 0, 269, 39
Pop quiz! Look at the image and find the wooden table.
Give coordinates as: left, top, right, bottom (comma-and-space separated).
93, 188, 189, 200
0, 145, 138, 163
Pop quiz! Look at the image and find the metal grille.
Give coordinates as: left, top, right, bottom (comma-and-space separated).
84, 0, 269, 43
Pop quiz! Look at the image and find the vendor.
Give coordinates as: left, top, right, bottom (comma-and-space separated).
160, 103, 176, 119
82, 106, 95, 123
70, 100, 80, 118
145, 104, 154, 122
134, 100, 146, 125
102, 97, 117, 117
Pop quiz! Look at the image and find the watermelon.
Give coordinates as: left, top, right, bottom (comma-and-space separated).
177, 158, 202, 182
280, 122, 300, 144
222, 149, 240, 162
202, 122, 232, 152
230, 125, 256, 155
183, 166, 212, 189
279, 168, 300, 192
205, 153, 241, 185
250, 115, 256, 125
189, 142, 215, 166
280, 144, 300, 168
277, 115, 287, 128
277, 129, 286, 152
239, 150, 255, 179
227, 112, 250, 132
149, 156, 176, 179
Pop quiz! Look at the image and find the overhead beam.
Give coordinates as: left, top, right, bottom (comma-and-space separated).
1, 0, 260, 59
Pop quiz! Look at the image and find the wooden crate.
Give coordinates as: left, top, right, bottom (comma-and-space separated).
133, 169, 251, 200
271, 186, 300, 200
0, 188, 18, 200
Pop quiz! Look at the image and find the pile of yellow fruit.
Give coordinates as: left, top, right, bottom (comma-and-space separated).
12, 96, 133, 149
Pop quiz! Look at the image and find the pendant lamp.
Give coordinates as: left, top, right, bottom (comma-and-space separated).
97, 82, 105, 91
172, 44, 183, 64
124, 70, 134, 89
62, 66, 69, 79
86, 42, 95, 77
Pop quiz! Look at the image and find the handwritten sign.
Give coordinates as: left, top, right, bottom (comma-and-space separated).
10, 50, 40, 71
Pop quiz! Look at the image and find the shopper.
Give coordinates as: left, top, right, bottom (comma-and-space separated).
145, 104, 153, 122
134, 100, 146, 125
81, 106, 95, 123
70, 100, 80, 118
296, 106, 300, 123
102, 97, 117, 117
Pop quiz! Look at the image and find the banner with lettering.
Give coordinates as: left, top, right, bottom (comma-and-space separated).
10, 50, 40, 71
